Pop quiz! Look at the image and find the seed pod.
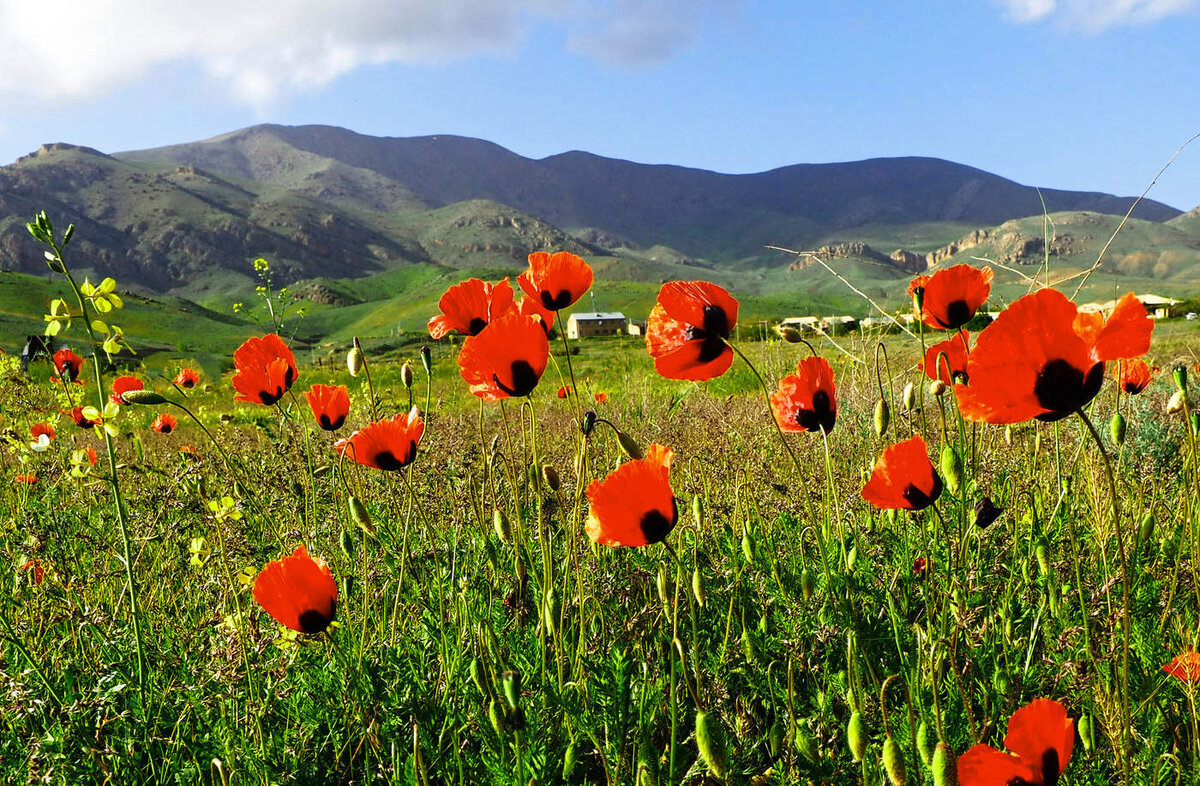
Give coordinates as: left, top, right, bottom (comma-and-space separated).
338, 528, 355, 559
1137, 511, 1155, 547
800, 568, 814, 602
916, 721, 934, 767
347, 339, 364, 377
692, 495, 703, 528
874, 399, 890, 437
848, 711, 867, 762
695, 710, 729, 778
778, 325, 804, 343
795, 724, 817, 763
928, 379, 947, 397
1174, 364, 1188, 393
470, 657, 488, 695
931, 742, 957, 786
493, 508, 511, 543
617, 430, 643, 460
1110, 413, 1126, 445
121, 389, 168, 405
501, 669, 521, 711
940, 444, 963, 493
883, 736, 907, 786
1167, 390, 1185, 414
420, 345, 432, 376
1078, 713, 1094, 753
348, 496, 375, 534
562, 739, 580, 780
401, 362, 414, 389
692, 566, 706, 607
542, 465, 561, 492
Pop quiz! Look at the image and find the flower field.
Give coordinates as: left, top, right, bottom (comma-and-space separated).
3, 213, 1200, 785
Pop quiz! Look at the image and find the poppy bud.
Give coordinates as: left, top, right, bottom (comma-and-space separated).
692, 495, 703, 528
692, 566, 706, 607
931, 742, 956, 786
911, 286, 925, 314
1192, 412, 1200, 436
488, 699, 507, 736
940, 444, 963, 493
420, 345, 432, 376
501, 669, 521, 711
656, 564, 670, 608
470, 657, 488, 695
562, 739, 580, 780
903, 382, 917, 411
848, 710, 867, 762
800, 568, 814, 602
636, 736, 660, 786
883, 736, 907, 786
1174, 364, 1188, 393
845, 544, 857, 572
493, 509, 510, 543
916, 721, 934, 767
338, 528, 355, 559
543, 589, 560, 637
347, 343, 364, 377
1137, 511, 1155, 547
928, 380, 947, 397
1078, 713, 1094, 753
121, 389, 168, 405
741, 625, 758, 665
580, 410, 597, 436
695, 710, 730, 778
348, 496, 374, 534
1167, 391, 1185, 414
401, 362, 414, 389
741, 529, 757, 563
1004, 424, 1013, 446
779, 325, 804, 343
795, 724, 817, 762
1035, 541, 1050, 576
616, 430, 643, 460
542, 465, 560, 492
993, 666, 1009, 695
1110, 413, 1126, 445
874, 399, 890, 437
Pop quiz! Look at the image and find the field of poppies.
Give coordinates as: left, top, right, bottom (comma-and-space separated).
3, 211, 1200, 785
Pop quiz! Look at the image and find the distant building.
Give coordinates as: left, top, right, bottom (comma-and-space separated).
779, 316, 821, 333
567, 312, 628, 339
627, 320, 647, 337
821, 315, 858, 333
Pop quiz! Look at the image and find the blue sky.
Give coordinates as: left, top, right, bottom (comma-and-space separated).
1, 0, 1198, 209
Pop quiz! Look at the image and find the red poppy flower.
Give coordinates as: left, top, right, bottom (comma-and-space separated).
14, 474, 38, 485
179, 445, 200, 460
861, 434, 943, 511
1163, 652, 1200, 683
252, 545, 338, 634
910, 264, 993, 330
68, 406, 98, 429
594, 392, 609, 403
770, 355, 837, 434
1114, 359, 1153, 395
427, 277, 515, 339
175, 368, 200, 388
110, 375, 144, 404
920, 331, 971, 385
957, 290, 1153, 424
557, 385, 571, 399
514, 296, 555, 335
81, 447, 98, 465
335, 407, 424, 471
586, 443, 677, 547
20, 559, 45, 586
457, 312, 551, 400
232, 334, 298, 406
52, 348, 84, 384
959, 699, 1074, 786
517, 251, 593, 311
913, 557, 928, 578
151, 414, 177, 434
30, 423, 55, 441
305, 384, 350, 431
646, 281, 739, 381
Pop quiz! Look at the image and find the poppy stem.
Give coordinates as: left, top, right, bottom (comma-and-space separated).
553, 311, 583, 420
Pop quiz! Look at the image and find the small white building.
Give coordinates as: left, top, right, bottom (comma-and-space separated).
779, 316, 821, 333
567, 312, 628, 339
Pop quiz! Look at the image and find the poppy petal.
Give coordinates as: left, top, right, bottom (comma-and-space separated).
1092, 293, 1152, 362
1002, 698, 1074, 782
252, 545, 338, 634
585, 444, 676, 547
958, 744, 1041, 786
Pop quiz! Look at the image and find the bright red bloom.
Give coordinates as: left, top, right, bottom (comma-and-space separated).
646, 281, 739, 381
586, 444, 677, 547
20, 559, 45, 586
1162, 652, 1200, 683
920, 331, 971, 385
30, 423, 55, 441
174, 368, 200, 388
179, 445, 200, 460
151, 414, 177, 434
594, 392, 609, 403
861, 435, 943, 511
81, 447, 98, 465
771, 355, 837, 434
335, 408, 424, 472
427, 278, 515, 339
959, 699, 1074, 786
14, 474, 38, 485
913, 557, 928, 578
557, 385, 571, 399
910, 264, 993, 330
957, 290, 1153, 424
305, 384, 350, 431
518, 251, 593, 311
252, 545, 338, 634
68, 406, 98, 429
1114, 359, 1153, 395
232, 334, 298, 406
457, 312, 550, 400
110, 375, 144, 404
52, 348, 84, 384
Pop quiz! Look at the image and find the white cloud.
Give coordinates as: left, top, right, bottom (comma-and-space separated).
0, 0, 732, 104
567, 0, 738, 66
997, 0, 1200, 30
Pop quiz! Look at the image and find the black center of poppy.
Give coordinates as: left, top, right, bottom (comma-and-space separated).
259, 386, 285, 406
493, 360, 540, 398
372, 445, 415, 472
702, 304, 730, 337
794, 389, 837, 434
540, 289, 573, 311
159, 423, 172, 434
1041, 748, 1061, 786
901, 472, 943, 510
319, 414, 333, 430
639, 498, 678, 545
297, 603, 334, 634
940, 299, 972, 329
284, 365, 295, 388
1033, 359, 1105, 422
467, 317, 488, 335
973, 497, 1003, 529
